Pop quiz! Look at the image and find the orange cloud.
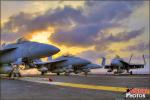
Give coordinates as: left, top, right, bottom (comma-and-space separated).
28, 27, 54, 43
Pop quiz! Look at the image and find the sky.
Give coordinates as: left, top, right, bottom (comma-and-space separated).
1, 0, 149, 74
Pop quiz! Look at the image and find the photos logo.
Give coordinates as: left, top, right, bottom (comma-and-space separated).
125, 88, 149, 99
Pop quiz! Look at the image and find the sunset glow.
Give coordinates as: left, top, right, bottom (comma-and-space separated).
1, 1, 149, 73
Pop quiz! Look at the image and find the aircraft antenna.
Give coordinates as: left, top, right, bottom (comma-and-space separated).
143, 55, 146, 65
128, 54, 133, 64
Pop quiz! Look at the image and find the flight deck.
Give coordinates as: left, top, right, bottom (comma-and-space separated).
1, 74, 150, 100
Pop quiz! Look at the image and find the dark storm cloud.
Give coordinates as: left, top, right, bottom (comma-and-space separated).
2, 0, 144, 47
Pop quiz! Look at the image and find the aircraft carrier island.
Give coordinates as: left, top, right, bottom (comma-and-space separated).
1, 74, 150, 100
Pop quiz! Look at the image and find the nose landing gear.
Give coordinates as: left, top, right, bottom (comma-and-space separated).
130, 71, 133, 75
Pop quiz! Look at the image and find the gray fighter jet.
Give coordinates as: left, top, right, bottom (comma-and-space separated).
104, 55, 146, 75
0, 38, 60, 76
34, 55, 105, 75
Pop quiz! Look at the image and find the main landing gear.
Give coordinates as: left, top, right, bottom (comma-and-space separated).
130, 71, 133, 75
57, 73, 60, 75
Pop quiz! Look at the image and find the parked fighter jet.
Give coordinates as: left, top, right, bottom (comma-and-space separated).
104, 55, 146, 75
0, 38, 60, 76
34, 55, 105, 75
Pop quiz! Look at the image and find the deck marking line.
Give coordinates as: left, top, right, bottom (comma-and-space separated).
20, 78, 150, 94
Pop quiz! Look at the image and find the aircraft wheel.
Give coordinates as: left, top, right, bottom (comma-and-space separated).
41, 71, 45, 75
57, 73, 60, 75
130, 71, 133, 75
8, 72, 12, 78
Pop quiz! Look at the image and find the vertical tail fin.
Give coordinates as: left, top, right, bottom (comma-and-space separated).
101, 57, 106, 67
143, 55, 146, 65
128, 54, 133, 64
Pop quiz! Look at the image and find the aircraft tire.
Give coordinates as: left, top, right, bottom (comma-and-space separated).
8, 72, 12, 78
130, 71, 133, 75
57, 73, 60, 75
41, 71, 45, 75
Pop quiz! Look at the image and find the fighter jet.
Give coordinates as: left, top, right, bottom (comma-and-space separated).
34, 55, 105, 75
0, 38, 60, 76
104, 55, 146, 75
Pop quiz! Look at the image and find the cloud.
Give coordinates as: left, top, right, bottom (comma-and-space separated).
1, 0, 147, 60
50, 23, 119, 47
1, 1, 144, 43
77, 50, 108, 64
1, 6, 85, 42
49, 1, 144, 49
27, 6, 85, 31
105, 28, 144, 42
121, 42, 149, 52
95, 28, 144, 50
2, 6, 84, 32
50, 25, 144, 51
1, 12, 34, 42
1, 1, 148, 74
1, 33, 21, 42
84, 1, 143, 23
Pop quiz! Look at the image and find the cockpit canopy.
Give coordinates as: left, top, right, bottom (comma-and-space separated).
0, 38, 30, 49
16, 38, 30, 44
114, 55, 123, 61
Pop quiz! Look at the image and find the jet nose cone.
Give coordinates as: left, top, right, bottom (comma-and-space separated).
29, 42, 60, 59
44, 44, 60, 55
77, 59, 91, 66
83, 59, 91, 64
51, 46, 60, 54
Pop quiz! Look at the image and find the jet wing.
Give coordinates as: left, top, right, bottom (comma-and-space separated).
128, 64, 144, 69
120, 60, 129, 65
82, 64, 102, 69
34, 59, 67, 65
0, 47, 17, 55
